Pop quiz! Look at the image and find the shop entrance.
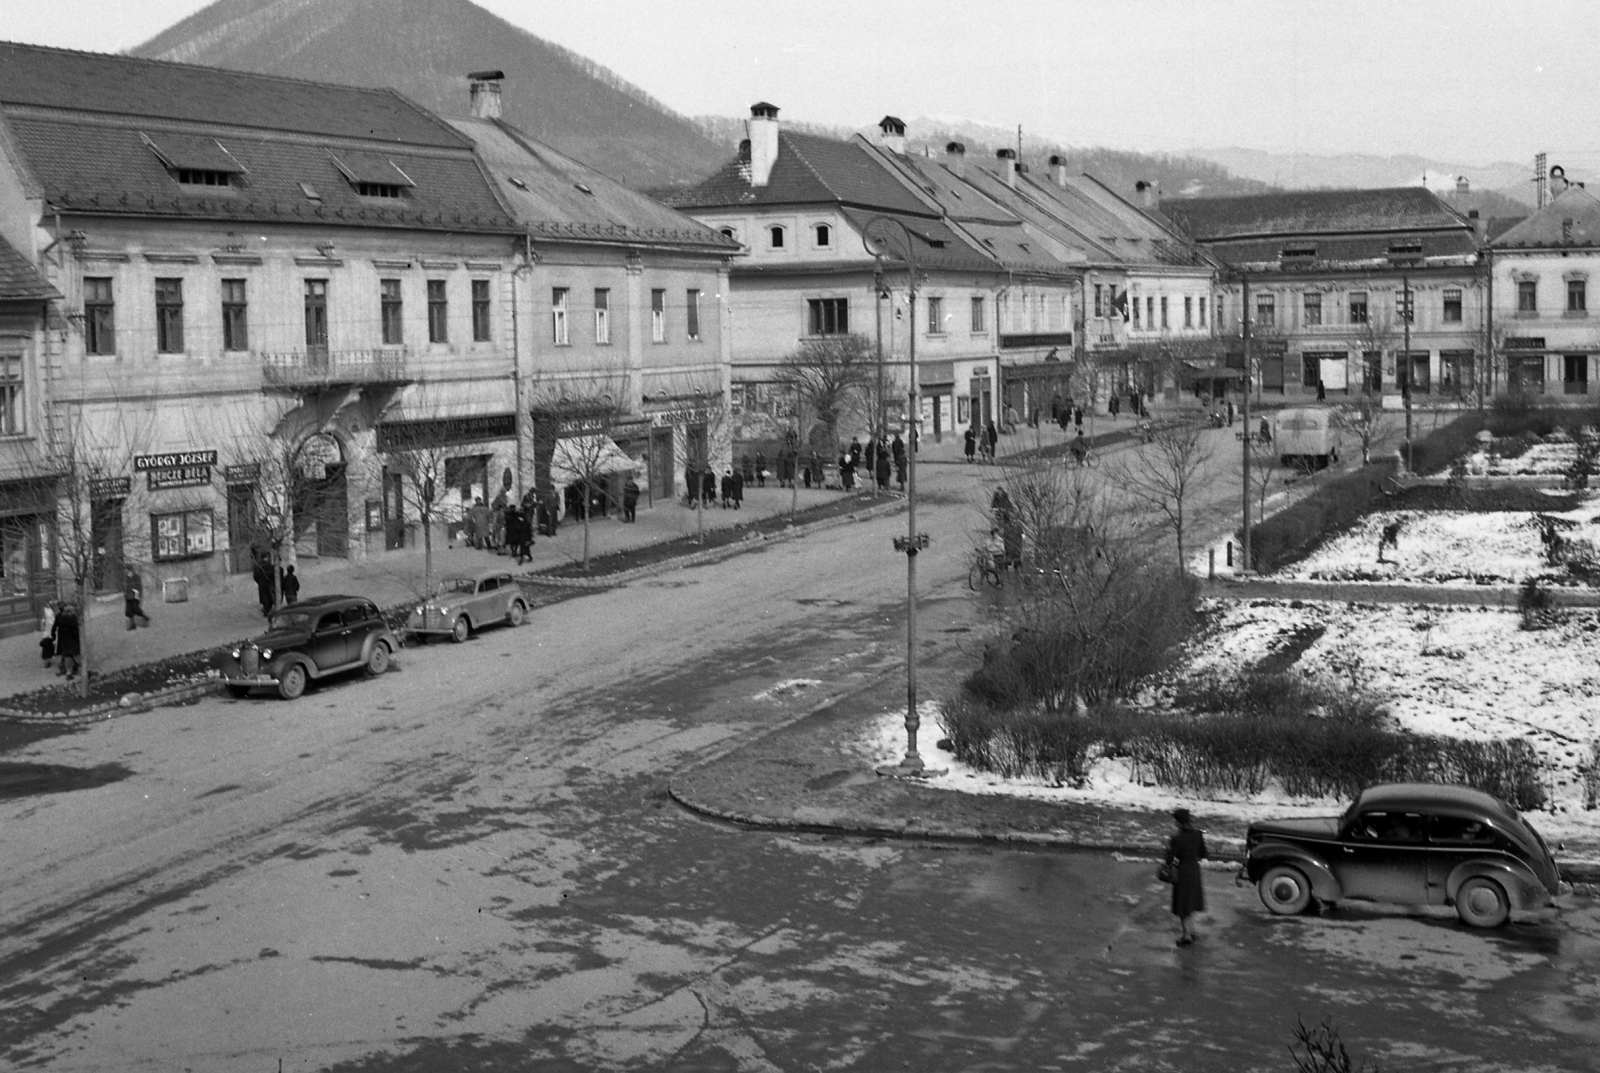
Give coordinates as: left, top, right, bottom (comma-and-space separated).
650, 427, 674, 501
293, 433, 348, 558
90, 497, 125, 593
382, 469, 406, 550
0, 508, 53, 634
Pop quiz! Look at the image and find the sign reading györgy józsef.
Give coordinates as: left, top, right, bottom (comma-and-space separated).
134, 449, 218, 491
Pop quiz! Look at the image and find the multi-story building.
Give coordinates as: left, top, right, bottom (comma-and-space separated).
0, 234, 58, 631
1487, 183, 1600, 398
1162, 189, 1485, 403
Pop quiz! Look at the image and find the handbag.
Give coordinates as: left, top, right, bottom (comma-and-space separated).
1156, 861, 1176, 885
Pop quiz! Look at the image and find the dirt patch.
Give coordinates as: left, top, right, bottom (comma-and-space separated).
0, 761, 132, 799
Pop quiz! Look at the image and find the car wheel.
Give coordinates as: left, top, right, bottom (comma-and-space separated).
366, 640, 391, 676
450, 615, 471, 643
1455, 877, 1510, 928
1258, 864, 1314, 916
226, 684, 250, 698
278, 663, 308, 700
506, 600, 527, 627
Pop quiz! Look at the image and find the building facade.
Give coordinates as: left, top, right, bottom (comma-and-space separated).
0, 234, 58, 631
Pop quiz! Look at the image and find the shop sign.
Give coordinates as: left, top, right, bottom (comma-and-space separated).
1505, 337, 1546, 350
90, 476, 132, 499
134, 449, 216, 491
377, 413, 517, 451
224, 463, 261, 485
649, 407, 719, 427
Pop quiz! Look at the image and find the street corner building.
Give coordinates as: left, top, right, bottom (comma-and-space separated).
0, 44, 739, 634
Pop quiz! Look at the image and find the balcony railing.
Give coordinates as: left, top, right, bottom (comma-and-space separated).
261, 347, 410, 389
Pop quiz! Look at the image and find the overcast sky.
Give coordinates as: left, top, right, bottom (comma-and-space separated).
8, 0, 1598, 176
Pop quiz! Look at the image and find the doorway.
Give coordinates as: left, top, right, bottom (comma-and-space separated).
226, 483, 258, 573
382, 468, 406, 550
650, 427, 674, 502
1564, 354, 1590, 396
293, 433, 348, 558
90, 497, 125, 593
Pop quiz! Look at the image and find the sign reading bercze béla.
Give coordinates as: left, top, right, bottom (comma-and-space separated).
134, 450, 218, 490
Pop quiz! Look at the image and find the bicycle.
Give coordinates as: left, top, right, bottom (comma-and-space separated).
967, 550, 1005, 591
1070, 447, 1100, 469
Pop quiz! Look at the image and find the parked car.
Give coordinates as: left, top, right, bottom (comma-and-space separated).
1242, 783, 1560, 928
1274, 407, 1341, 469
219, 594, 398, 700
407, 570, 528, 643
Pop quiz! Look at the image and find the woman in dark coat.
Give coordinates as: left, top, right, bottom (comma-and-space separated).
53, 603, 81, 679
1165, 807, 1207, 946
963, 426, 977, 463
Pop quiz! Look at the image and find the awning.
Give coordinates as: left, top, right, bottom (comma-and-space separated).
550, 434, 638, 487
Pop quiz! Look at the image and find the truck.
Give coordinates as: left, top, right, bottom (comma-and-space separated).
1274, 407, 1341, 469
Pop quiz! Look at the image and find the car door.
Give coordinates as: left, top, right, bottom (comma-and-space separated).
311, 609, 351, 669
1335, 810, 1430, 905
1427, 813, 1501, 904
472, 576, 500, 623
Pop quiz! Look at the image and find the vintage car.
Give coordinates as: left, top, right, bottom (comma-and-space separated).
1243, 783, 1561, 928
406, 570, 528, 643
219, 594, 398, 700
1274, 407, 1341, 470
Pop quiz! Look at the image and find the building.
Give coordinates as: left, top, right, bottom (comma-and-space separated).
0, 234, 59, 632
1487, 181, 1600, 398
1162, 189, 1484, 403
449, 73, 740, 514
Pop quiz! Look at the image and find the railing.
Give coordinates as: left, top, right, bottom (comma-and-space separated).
261, 347, 410, 389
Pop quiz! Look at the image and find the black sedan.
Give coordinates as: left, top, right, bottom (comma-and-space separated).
1242, 783, 1561, 928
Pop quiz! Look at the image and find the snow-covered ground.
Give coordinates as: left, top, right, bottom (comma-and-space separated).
859, 600, 1600, 841
1457, 441, 1575, 477
1280, 508, 1600, 585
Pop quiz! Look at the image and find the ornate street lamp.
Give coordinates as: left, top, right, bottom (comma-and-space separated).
862, 215, 938, 777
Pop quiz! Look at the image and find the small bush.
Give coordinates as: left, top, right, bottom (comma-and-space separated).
1518, 578, 1553, 630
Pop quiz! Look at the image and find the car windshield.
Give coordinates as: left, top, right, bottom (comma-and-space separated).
269, 611, 314, 631
437, 578, 477, 595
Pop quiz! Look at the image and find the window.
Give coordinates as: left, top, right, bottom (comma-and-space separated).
355, 182, 403, 199
651, 288, 666, 342
1349, 291, 1368, 324
0, 355, 22, 435
1444, 288, 1464, 323
552, 287, 570, 345
686, 289, 701, 340
151, 508, 214, 562
971, 296, 986, 332
768, 225, 786, 249
807, 297, 848, 335
1302, 353, 1320, 388
1093, 284, 1105, 319
1131, 295, 1141, 328
304, 279, 328, 352
84, 277, 115, 355
1215, 295, 1224, 328
594, 288, 610, 344
426, 280, 448, 343
176, 169, 232, 188
1518, 280, 1537, 313
380, 279, 403, 345
1184, 296, 1193, 328
155, 278, 184, 353
1199, 296, 1208, 328
1396, 287, 1414, 324
1255, 292, 1276, 329
216, 278, 248, 352
927, 296, 944, 335
1364, 351, 1383, 393
1159, 296, 1169, 329
472, 279, 491, 342
1303, 292, 1322, 326
1569, 279, 1587, 314
1146, 296, 1155, 328
814, 224, 831, 247
1431, 815, 1495, 846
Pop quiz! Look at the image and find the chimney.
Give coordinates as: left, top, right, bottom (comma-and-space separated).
747, 102, 780, 188
1456, 175, 1470, 195
1049, 154, 1068, 188
1135, 180, 1159, 210
945, 141, 966, 177
1468, 208, 1485, 243
467, 69, 504, 120
996, 148, 1017, 189
878, 115, 907, 155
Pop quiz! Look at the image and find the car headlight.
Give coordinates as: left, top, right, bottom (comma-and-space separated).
230, 648, 240, 659
260, 648, 273, 661
415, 604, 425, 615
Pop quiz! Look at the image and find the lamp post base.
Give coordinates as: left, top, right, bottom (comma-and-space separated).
876, 756, 948, 779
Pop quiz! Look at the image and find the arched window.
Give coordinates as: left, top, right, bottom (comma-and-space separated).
720, 227, 735, 240
815, 224, 831, 247
768, 225, 786, 249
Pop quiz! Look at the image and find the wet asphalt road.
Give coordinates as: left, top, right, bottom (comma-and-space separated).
2, 455, 1599, 1071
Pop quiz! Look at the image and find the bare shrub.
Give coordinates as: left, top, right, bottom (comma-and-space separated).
1290, 1016, 1380, 1073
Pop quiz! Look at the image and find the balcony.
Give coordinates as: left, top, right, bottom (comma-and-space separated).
261, 347, 411, 390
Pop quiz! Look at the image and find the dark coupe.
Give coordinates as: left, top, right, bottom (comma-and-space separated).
219, 594, 398, 699
1243, 783, 1561, 928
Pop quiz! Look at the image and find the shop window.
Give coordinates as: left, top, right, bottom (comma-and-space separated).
152, 509, 214, 561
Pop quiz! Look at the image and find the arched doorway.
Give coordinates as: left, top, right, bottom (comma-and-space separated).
293, 432, 348, 558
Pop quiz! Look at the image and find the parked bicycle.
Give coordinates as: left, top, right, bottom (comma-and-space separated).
967, 547, 1005, 591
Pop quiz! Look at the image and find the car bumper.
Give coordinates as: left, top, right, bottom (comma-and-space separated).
220, 673, 280, 687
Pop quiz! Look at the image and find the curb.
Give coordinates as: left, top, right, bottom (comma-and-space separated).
0, 676, 223, 725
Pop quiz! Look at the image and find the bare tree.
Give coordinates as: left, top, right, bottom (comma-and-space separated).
1246, 433, 1285, 521
371, 435, 455, 597
670, 374, 732, 545
1333, 395, 1391, 466
775, 333, 875, 458
1113, 418, 1214, 569
528, 371, 632, 569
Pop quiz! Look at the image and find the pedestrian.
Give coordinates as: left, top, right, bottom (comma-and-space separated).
280, 564, 300, 605
700, 467, 716, 508
848, 436, 863, 473
123, 564, 151, 629
875, 451, 891, 491
1227, 399, 1235, 427
1050, 393, 1062, 423
1073, 405, 1084, 430
252, 549, 275, 617
684, 463, 698, 507
622, 477, 640, 523
754, 451, 767, 488
39, 599, 56, 666
1164, 807, 1208, 946
490, 491, 508, 552
990, 486, 1013, 527
985, 419, 999, 461
895, 450, 907, 490
839, 450, 855, 491
963, 425, 977, 463
53, 601, 81, 679
720, 469, 733, 509
470, 497, 491, 549
1109, 394, 1120, 419
864, 437, 877, 479
731, 468, 744, 509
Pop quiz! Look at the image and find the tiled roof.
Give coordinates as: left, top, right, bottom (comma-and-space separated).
5, 115, 516, 232
0, 40, 466, 147
663, 131, 932, 215
961, 167, 1117, 261
449, 118, 738, 251
1490, 187, 1600, 249
0, 233, 57, 301
1009, 171, 1211, 267
835, 208, 997, 273
1197, 230, 1480, 270
1162, 187, 1469, 241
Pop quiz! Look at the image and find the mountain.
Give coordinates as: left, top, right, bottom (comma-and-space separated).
1192, 147, 1536, 208
688, 113, 1272, 202
130, 0, 724, 189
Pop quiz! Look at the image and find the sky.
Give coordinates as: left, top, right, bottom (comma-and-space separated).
7, 0, 1600, 175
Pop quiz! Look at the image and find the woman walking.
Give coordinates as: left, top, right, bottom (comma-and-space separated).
1164, 808, 1207, 946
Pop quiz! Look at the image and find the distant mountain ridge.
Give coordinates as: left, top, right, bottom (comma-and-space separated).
1193, 147, 1538, 208
130, 0, 726, 189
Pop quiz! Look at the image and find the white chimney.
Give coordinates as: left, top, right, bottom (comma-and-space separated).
748, 102, 780, 188
1135, 179, 1159, 209
996, 148, 1017, 189
467, 69, 504, 120
1456, 175, 1470, 195
878, 115, 907, 155
1049, 154, 1068, 188
945, 141, 966, 177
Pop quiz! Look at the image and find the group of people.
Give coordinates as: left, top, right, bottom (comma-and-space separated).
962, 421, 1000, 463
251, 549, 301, 618
684, 463, 744, 509
35, 564, 154, 680
837, 434, 909, 492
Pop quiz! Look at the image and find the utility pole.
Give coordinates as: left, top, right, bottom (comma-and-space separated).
874, 269, 885, 500
1402, 273, 1413, 472
1240, 274, 1252, 574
